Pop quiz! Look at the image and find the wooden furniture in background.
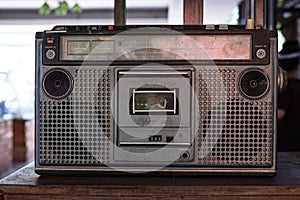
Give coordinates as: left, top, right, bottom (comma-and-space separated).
184, 0, 203, 24
0, 152, 300, 199
0, 120, 13, 174
12, 119, 34, 162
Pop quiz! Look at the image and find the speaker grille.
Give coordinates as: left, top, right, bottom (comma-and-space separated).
39, 68, 111, 165
196, 68, 273, 166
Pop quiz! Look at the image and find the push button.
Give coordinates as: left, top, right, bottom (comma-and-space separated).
47, 39, 54, 44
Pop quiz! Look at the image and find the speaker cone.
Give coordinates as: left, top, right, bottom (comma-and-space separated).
239, 69, 270, 99
42, 68, 73, 99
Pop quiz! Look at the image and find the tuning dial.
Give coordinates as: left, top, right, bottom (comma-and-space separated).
256, 49, 267, 59
278, 66, 287, 94
46, 49, 56, 60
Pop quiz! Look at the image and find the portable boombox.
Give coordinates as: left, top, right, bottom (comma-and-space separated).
35, 25, 278, 175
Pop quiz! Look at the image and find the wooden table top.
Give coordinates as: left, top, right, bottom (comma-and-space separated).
0, 152, 300, 199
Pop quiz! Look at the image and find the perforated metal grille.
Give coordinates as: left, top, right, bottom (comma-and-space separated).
39, 68, 111, 165
196, 68, 273, 166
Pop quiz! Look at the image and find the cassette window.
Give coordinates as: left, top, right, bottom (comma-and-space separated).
132, 89, 177, 115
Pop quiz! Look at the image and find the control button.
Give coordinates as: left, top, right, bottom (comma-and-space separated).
90, 26, 98, 31
205, 24, 215, 30
108, 25, 114, 30
46, 49, 56, 60
53, 26, 65, 31
256, 48, 266, 59
47, 39, 54, 44
149, 135, 162, 142
219, 24, 228, 30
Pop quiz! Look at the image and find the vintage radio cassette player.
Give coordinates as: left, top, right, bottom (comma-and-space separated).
35, 25, 279, 175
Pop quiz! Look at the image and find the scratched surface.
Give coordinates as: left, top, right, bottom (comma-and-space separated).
60, 34, 251, 61
0, 152, 299, 199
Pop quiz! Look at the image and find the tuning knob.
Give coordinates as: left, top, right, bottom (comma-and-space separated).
278, 66, 287, 94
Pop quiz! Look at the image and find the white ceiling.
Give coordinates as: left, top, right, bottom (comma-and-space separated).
0, 0, 240, 24
0, 0, 170, 9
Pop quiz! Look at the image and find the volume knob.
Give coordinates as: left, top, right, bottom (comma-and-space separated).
46, 49, 56, 60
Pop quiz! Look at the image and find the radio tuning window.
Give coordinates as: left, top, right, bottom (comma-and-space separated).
67, 40, 90, 55
132, 89, 177, 115
60, 34, 252, 61
91, 40, 115, 55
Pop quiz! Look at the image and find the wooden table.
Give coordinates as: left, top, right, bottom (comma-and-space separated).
0, 152, 300, 200
0, 119, 13, 174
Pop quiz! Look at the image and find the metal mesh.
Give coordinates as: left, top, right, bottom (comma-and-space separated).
39, 68, 111, 165
38, 67, 273, 168
196, 68, 273, 167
